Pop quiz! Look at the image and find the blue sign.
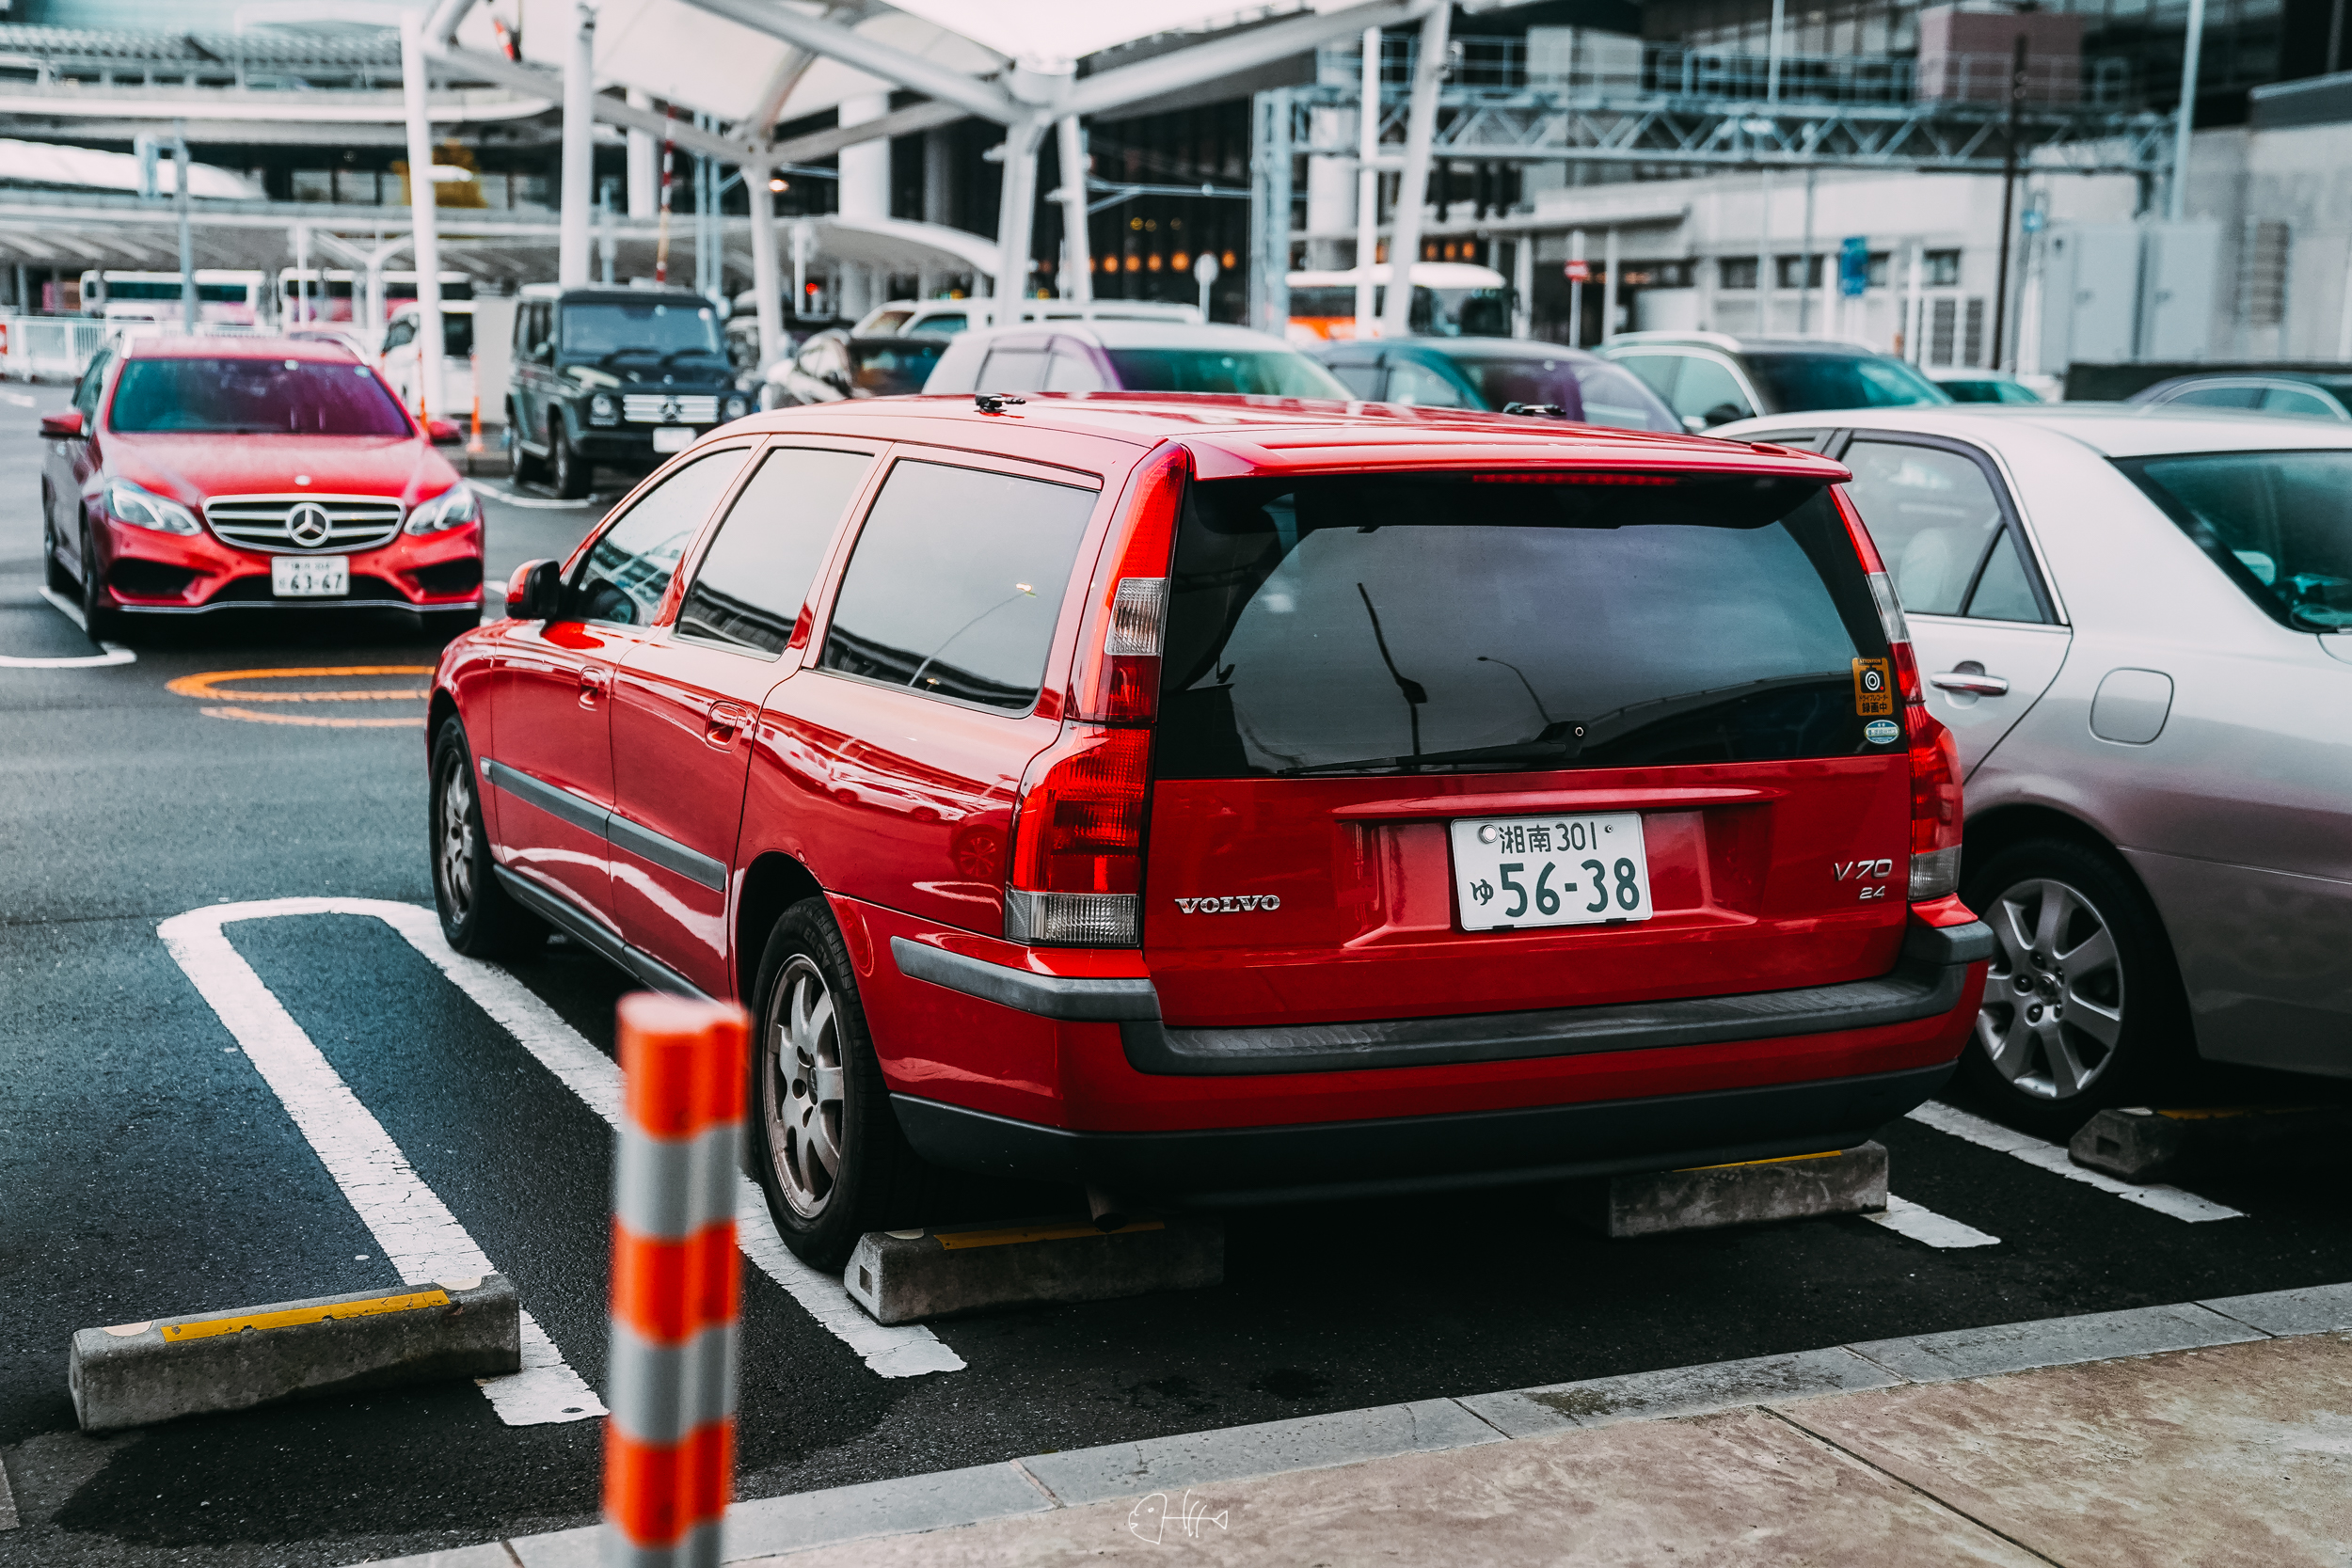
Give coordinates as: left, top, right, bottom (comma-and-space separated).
2021, 209, 2046, 233
1838, 236, 1870, 298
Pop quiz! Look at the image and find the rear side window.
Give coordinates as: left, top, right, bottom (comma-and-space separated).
2118, 449, 2352, 630
1743, 353, 1947, 411
1841, 440, 2045, 622
574, 447, 754, 626
819, 461, 1096, 711
978, 346, 1050, 390
1157, 473, 1893, 778
675, 447, 873, 657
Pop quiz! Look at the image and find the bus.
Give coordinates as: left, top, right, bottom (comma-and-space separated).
79, 270, 271, 329
278, 268, 473, 326
1285, 261, 1513, 343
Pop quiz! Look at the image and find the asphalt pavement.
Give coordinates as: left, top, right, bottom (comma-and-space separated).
2, 391, 2348, 1568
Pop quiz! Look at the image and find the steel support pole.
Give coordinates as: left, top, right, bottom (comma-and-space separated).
2168, 0, 2207, 222
400, 12, 445, 419
1797, 165, 1817, 334
626, 87, 656, 216
994, 116, 1048, 316
1513, 235, 1533, 338
1249, 90, 1294, 337
1992, 36, 2026, 371
1353, 26, 1379, 336
747, 161, 782, 370
1056, 116, 1092, 304
1378, 3, 1450, 339
1602, 226, 1620, 341
293, 222, 309, 326
173, 124, 194, 333
1568, 227, 1584, 347
558, 0, 596, 286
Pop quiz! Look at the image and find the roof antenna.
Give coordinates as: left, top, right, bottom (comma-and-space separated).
1502, 402, 1565, 417
974, 391, 1028, 413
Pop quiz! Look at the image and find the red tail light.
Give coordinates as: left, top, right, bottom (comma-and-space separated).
1006, 727, 1151, 946
1073, 444, 1188, 723
1833, 487, 1962, 900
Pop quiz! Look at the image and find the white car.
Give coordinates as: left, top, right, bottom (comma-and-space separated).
921, 320, 1346, 398
378, 301, 476, 420
852, 297, 1203, 338
1716, 403, 2352, 1129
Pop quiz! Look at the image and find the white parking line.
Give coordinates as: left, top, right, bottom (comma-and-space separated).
1866, 1194, 2001, 1248
0, 587, 135, 668
1907, 1101, 2244, 1222
168, 897, 964, 1381
158, 904, 605, 1426
472, 481, 606, 510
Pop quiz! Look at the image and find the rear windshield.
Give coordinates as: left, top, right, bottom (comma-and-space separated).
1156, 473, 1893, 778
2117, 449, 2352, 630
108, 357, 413, 436
849, 339, 946, 396
1105, 348, 1346, 399
1743, 353, 1950, 412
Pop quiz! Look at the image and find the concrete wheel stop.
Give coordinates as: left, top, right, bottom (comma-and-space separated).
1566, 1143, 1890, 1238
846, 1215, 1224, 1325
2071, 1105, 2350, 1182
69, 1275, 520, 1433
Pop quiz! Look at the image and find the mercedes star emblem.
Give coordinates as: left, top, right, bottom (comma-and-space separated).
286, 501, 334, 547
660, 397, 682, 423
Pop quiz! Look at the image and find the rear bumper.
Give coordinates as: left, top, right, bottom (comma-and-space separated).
892, 1061, 1955, 1205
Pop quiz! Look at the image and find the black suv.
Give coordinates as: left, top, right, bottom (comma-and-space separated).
506, 285, 751, 498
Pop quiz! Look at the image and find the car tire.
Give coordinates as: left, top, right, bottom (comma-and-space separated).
429, 717, 548, 958
508, 402, 548, 484
1956, 836, 2189, 1138
747, 897, 937, 1270
77, 520, 119, 642
42, 487, 73, 596
548, 419, 589, 499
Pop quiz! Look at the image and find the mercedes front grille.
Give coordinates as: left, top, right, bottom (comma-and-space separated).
204, 495, 406, 553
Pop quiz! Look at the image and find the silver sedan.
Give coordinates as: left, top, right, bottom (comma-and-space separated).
1716, 404, 2352, 1133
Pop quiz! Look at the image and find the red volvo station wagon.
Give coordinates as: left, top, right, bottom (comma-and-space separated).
428, 392, 1990, 1267
40, 336, 482, 639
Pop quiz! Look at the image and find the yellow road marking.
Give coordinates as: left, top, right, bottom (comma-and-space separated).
933, 1219, 1168, 1250
158, 1288, 452, 1342
167, 665, 433, 725
1677, 1149, 1845, 1172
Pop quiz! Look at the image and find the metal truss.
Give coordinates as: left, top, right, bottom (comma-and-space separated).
1285, 85, 2176, 179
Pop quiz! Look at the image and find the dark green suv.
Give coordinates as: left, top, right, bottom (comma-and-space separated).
506, 284, 751, 498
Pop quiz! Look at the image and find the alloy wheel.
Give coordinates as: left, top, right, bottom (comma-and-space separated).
1974, 877, 2125, 1100
762, 955, 846, 1219
436, 753, 476, 921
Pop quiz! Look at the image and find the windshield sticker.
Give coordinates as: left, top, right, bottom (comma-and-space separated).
1852, 657, 1895, 717
1865, 718, 1901, 745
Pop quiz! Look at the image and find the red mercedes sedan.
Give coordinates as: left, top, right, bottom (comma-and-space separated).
428, 392, 1988, 1268
40, 336, 483, 640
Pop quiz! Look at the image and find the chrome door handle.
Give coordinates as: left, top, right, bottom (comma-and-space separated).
1931, 671, 2010, 696
706, 699, 755, 745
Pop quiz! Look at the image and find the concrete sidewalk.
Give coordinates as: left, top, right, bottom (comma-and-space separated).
365, 1283, 2352, 1568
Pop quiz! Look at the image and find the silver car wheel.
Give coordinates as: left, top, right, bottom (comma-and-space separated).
436, 755, 476, 919
762, 956, 846, 1220
1975, 877, 2125, 1100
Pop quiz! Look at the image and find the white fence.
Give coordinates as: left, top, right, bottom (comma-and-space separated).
1, 315, 106, 382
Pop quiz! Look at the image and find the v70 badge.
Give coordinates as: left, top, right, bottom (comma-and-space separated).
1833, 859, 1895, 880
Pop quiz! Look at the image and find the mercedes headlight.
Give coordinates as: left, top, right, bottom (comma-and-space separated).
405, 483, 483, 535
103, 479, 200, 535
588, 392, 619, 426
723, 393, 750, 420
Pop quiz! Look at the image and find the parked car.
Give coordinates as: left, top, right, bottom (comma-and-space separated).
923, 321, 1349, 399
506, 283, 752, 499
40, 335, 479, 641
1604, 332, 1950, 431
378, 300, 475, 420
1314, 336, 1682, 432
759, 329, 949, 408
1716, 403, 2352, 1131
2127, 372, 2352, 421
1929, 369, 2047, 405
430, 392, 1988, 1266
284, 324, 371, 361
852, 297, 1203, 338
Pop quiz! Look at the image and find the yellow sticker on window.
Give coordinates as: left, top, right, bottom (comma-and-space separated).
1852, 657, 1895, 717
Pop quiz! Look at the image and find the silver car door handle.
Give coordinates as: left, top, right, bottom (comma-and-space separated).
1931, 671, 2011, 696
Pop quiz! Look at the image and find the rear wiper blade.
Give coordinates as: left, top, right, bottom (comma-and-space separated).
1278, 734, 1581, 778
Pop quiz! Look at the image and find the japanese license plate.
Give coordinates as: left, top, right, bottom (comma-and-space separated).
651, 425, 694, 452
1449, 812, 1653, 931
271, 555, 348, 597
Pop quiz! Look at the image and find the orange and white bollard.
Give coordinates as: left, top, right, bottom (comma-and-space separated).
604, 994, 749, 1568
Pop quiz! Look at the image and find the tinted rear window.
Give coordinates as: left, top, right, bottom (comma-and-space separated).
1156, 473, 1892, 778
1743, 353, 1949, 412
109, 357, 412, 436
2118, 449, 2352, 630
1104, 348, 1346, 399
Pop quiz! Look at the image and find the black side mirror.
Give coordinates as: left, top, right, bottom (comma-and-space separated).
503, 557, 564, 620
